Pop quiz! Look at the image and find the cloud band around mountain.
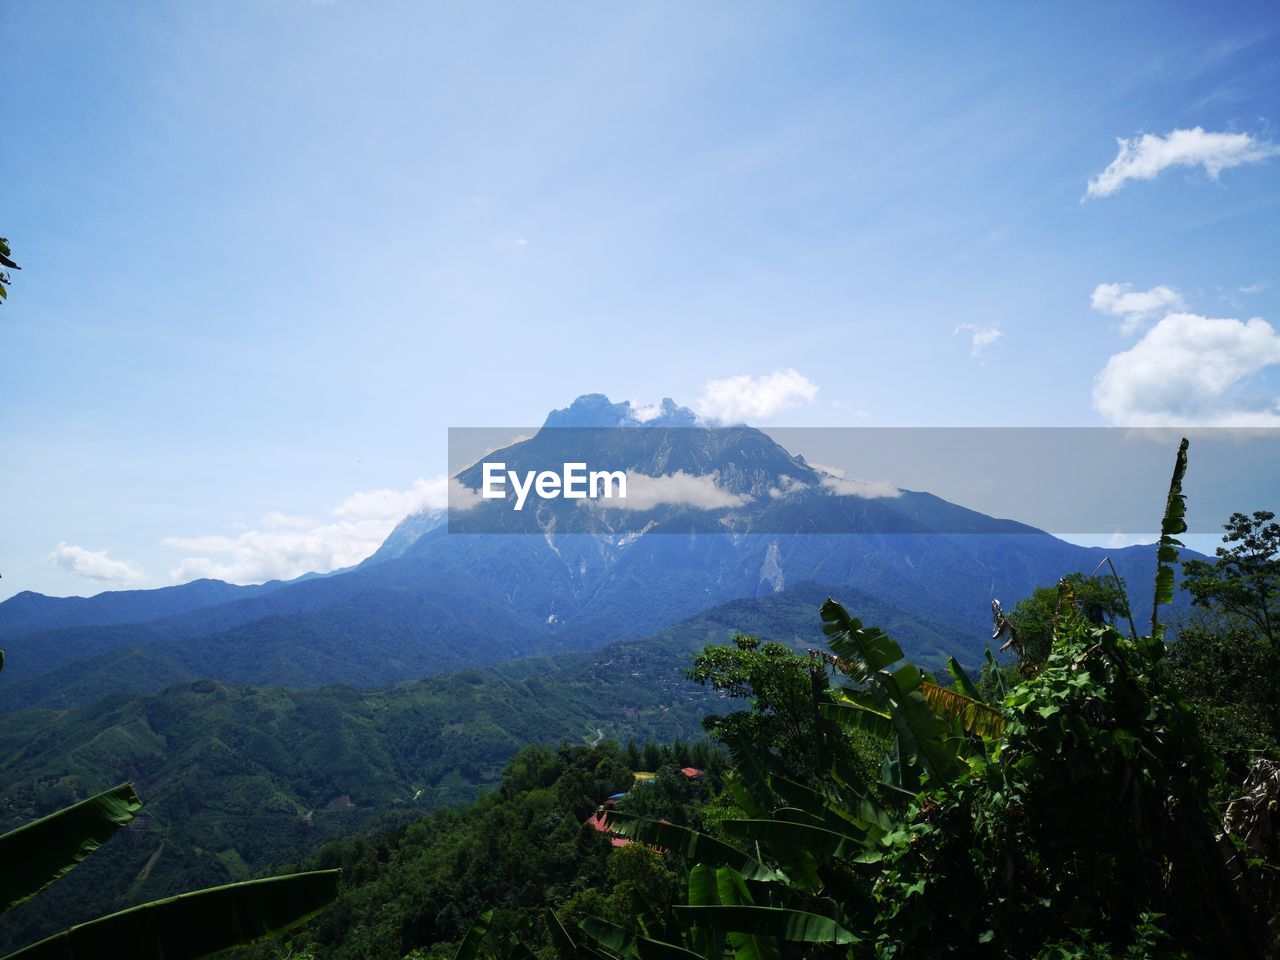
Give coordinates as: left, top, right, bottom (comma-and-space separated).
581, 470, 751, 512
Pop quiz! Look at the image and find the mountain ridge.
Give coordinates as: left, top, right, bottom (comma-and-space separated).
0, 395, 1195, 716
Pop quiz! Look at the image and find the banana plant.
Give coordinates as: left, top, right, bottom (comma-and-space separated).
1150, 436, 1189, 644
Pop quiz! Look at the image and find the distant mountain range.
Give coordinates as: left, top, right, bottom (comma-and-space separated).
0, 394, 1188, 715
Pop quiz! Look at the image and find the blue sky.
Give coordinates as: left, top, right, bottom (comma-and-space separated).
3, 1, 1279, 598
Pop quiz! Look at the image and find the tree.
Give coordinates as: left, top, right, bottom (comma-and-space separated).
0, 237, 17, 304
1008, 571, 1130, 665
1182, 510, 1279, 645
1167, 619, 1280, 792
687, 633, 857, 783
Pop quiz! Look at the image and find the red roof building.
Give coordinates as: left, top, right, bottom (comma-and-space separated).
583, 809, 631, 847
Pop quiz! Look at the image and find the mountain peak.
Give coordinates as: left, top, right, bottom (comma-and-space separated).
542, 394, 699, 429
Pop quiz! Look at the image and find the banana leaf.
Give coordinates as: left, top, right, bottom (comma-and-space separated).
455, 909, 494, 960
606, 815, 782, 882
1151, 437, 1189, 641
946, 656, 982, 701
672, 906, 857, 946
2, 870, 340, 960
820, 600, 903, 679
719, 818, 869, 862
920, 682, 1005, 739
0, 782, 142, 913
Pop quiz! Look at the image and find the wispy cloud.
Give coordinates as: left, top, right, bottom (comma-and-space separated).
49, 542, 148, 586
587, 471, 751, 512
1091, 282, 1185, 334
954, 323, 1003, 358
820, 475, 902, 500
695, 370, 819, 424
767, 475, 810, 499
164, 476, 456, 584
1085, 127, 1280, 199
812, 464, 901, 499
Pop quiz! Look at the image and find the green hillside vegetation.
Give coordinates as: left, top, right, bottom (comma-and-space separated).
247, 741, 723, 960
0, 648, 701, 954
1, 583, 947, 952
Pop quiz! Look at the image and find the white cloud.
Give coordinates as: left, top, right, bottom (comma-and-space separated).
695, 370, 818, 424
768, 475, 810, 499
1085, 127, 1280, 199
1091, 282, 1186, 334
808, 463, 845, 478
587, 471, 752, 512
811, 463, 901, 499
331, 477, 451, 522
165, 475, 457, 584
49, 542, 148, 586
1093, 311, 1280, 426
954, 323, 1003, 357
819, 475, 902, 499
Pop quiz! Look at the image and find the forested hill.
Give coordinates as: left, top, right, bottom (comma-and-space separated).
0, 581, 960, 952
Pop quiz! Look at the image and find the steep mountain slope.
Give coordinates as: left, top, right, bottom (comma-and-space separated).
0, 395, 1190, 713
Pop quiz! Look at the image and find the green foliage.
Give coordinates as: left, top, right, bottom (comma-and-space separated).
0, 236, 18, 303
0, 632, 717, 952
0, 782, 141, 912
1164, 510, 1280, 801
1167, 619, 1280, 796
0, 657, 338, 960
1152, 437, 1189, 640
1182, 510, 1279, 645
238, 743, 676, 960
687, 635, 838, 782
4, 871, 339, 960
1007, 572, 1132, 664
